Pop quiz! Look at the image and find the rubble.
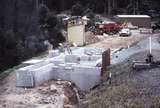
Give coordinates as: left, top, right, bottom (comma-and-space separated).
85, 31, 100, 45
0, 75, 80, 108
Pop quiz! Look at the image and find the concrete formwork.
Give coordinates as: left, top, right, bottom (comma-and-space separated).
48, 50, 60, 58
51, 64, 101, 91
16, 48, 109, 91
32, 63, 55, 86
71, 65, 101, 91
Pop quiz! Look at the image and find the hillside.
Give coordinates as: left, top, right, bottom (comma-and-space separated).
81, 49, 160, 108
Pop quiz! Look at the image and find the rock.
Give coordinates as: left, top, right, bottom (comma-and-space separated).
50, 85, 57, 91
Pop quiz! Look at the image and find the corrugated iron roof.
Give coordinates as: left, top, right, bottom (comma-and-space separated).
116, 15, 151, 18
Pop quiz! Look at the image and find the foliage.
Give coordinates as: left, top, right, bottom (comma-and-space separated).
71, 2, 84, 16
38, 4, 65, 48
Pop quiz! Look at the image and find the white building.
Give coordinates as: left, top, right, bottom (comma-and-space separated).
67, 18, 85, 46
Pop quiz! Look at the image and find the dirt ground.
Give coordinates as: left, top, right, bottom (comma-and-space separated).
0, 72, 79, 108
85, 32, 101, 45
86, 33, 145, 50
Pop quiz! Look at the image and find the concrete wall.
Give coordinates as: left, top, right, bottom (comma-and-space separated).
71, 66, 101, 91
48, 50, 60, 58
17, 63, 101, 91
16, 70, 34, 87
16, 63, 55, 87
32, 63, 55, 86
51, 64, 101, 91
16, 48, 104, 91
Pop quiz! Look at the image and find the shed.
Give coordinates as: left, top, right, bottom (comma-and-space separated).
67, 18, 85, 46
114, 15, 151, 28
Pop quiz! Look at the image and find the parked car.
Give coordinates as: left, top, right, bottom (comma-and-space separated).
119, 28, 131, 37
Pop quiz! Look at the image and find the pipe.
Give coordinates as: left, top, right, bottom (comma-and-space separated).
149, 36, 152, 54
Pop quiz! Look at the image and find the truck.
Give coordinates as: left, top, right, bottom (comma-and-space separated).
95, 21, 122, 35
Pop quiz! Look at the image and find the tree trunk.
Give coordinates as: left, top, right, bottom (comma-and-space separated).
112, 0, 117, 9
13, 0, 18, 33
108, 0, 111, 15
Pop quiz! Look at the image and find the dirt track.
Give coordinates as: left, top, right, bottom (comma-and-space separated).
86, 30, 145, 50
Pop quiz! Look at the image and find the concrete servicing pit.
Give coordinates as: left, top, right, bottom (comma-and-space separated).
16, 47, 108, 91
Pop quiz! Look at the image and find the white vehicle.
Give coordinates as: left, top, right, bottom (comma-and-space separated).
119, 28, 132, 37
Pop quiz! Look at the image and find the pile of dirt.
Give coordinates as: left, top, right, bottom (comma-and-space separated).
85, 32, 101, 45
82, 50, 160, 108
0, 72, 79, 108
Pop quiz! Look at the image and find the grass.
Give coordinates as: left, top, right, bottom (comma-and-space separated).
83, 84, 160, 108
32, 51, 48, 59
81, 57, 160, 108
84, 85, 138, 108
0, 64, 28, 80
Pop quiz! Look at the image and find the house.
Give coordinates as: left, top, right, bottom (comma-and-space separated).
67, 17, 85, 46
114, 15, 151, 28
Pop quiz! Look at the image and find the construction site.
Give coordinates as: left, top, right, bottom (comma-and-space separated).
0, 13, 160, 108
0, 0, 160, 108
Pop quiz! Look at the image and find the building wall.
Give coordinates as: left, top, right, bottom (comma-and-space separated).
68, 24, 85, 46
115, 17, 151, 28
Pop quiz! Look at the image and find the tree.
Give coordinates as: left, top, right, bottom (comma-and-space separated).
38, 4, 50, 27
38, 4, 65, 48
71, 2, 84, 16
